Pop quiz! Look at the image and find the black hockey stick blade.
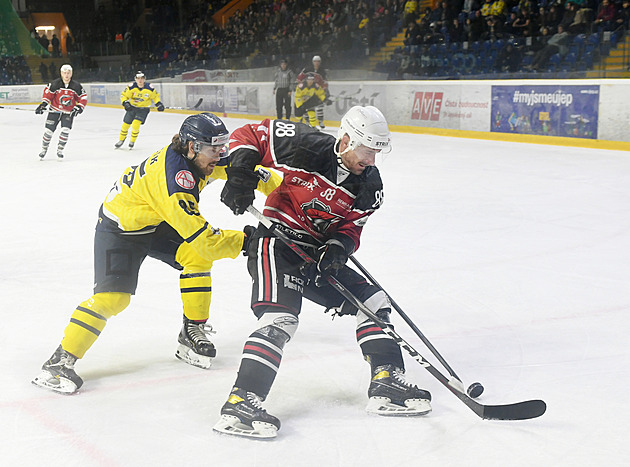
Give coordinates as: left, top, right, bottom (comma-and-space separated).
193, 98, 203, 109
480, 399, 547, 421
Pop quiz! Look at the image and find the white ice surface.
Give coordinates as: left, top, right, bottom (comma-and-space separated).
1, 107, 629, 466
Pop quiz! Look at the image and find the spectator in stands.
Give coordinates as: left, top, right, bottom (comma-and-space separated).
403, 0, 419, 25
404, 20, 423, 46
529, 24, 571, 70
448, 17, 464, 43
559, 2, 578, 31
51, 34, 61, 57
495, 41, 522, 71
512, 7, 536, 37
616, 0, 630, 31
593, 0, 617, 32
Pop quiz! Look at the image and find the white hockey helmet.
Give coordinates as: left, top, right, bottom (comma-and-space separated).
337, 105, 391, 154
60, 64, 72, 73
312, 55, 321, 62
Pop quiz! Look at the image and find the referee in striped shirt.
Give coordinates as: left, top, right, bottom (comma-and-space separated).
273, 59, 296, 119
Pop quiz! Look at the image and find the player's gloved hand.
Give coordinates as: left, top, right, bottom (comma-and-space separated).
35, 102, 47, 114
220, 167, 260, 215
242, 225, 257, 256
122, 101, 132, 111
317, 239, 348, 275
156, 101, 165, 111
325, 98, 333, 105
71, 106, 83, 118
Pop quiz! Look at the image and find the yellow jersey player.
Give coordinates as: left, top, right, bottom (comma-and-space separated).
32, 113, 282, 395
294, 73, 326, 128
115, 70, 165, 149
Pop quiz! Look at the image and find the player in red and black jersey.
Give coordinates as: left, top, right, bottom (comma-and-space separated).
214, 106, 432, 439
36, 64, 87, 160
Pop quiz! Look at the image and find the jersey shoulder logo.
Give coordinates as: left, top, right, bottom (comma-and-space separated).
175, 170, 195, 190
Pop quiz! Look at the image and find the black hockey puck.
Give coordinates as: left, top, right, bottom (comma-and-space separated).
467, 382, 484, 398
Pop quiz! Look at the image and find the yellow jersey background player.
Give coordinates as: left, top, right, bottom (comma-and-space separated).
294, 73, 326, 128
32, 113, 282, 394
115, 70, 165, 149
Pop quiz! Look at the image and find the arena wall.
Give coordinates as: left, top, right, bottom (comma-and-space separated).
2, 79, 629, 151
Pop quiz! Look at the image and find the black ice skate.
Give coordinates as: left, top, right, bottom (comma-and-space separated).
32, 345, 83, 394
114, 140, 124, 148
213, 387, 280, 439
128, 142, 134, 149
366, 364, 432, 416
38, 149, 47, 160
175, 317, 216, 369
57, 151, 64, 160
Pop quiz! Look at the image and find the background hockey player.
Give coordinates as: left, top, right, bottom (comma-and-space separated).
32, 113, 282, 395
294, 72, 326, 128
115, 71, 165, 149
35, 64, 86, 160
214, 106, 431, 439
297, 55, 330, 128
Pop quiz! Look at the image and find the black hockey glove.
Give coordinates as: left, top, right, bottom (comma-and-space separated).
317, 239, 348, 275
122, 100, 132, 111
35, 102, 47, 114
71, 106, 83, 118
156, 101, 165, 112
242, 225, 257, 256
220, 167, 260, 215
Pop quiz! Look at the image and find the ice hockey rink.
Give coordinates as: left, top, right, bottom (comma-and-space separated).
1, 106, 628, 466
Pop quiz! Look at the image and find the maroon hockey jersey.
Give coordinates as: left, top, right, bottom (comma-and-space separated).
228, 119, 384, 253
42, 78, 87, 113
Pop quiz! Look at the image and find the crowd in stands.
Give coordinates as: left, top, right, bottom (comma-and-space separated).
382, 0, 630, 78
4, 0, 630, 84
130, 0, 405, 74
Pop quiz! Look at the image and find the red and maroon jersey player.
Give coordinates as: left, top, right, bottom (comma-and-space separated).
227, 118, 384, 253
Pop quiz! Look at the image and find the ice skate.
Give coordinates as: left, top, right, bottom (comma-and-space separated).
175, 317, 216, 369
366, 364, 432, 416
213, 387, 280, 439
57, 151, 64, 160
32, 345, 83, 394
128, 142, 134, 149
39, 149, 47, 160
114, 140, 125, 148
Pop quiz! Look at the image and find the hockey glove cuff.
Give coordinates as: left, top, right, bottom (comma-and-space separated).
35, 102, 47, 114
71, 106, 83, 118
220, 167, 261, 215
242, 225, 257, 256
123, 101, 132, 111
317, 239, 348, 275
156, 101, 165, 111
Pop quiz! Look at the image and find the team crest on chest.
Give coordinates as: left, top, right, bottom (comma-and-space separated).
175, 170, 195, 190
301, 198, 343, 234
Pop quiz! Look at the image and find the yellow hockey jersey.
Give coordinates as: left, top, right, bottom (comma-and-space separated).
121, 82, 161, 108
294, 82, 326, 110
98, 143, 281, 263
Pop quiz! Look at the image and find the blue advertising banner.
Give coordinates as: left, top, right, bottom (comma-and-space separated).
491, 85, 599, 139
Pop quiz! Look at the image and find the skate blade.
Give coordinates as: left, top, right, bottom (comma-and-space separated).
175, 344, 213, 369
31, 370, 79, 395
213, 415, 278, 439
366, 396, 432, 416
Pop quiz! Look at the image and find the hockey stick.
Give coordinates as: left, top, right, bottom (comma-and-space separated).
247, 206, 546, 421
0, 105, 35, 111
166, 98, 204, 110
348, 255, 484, 397
327, 86, 363, 103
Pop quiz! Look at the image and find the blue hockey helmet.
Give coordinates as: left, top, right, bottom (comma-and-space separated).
179, 112, 229, 148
